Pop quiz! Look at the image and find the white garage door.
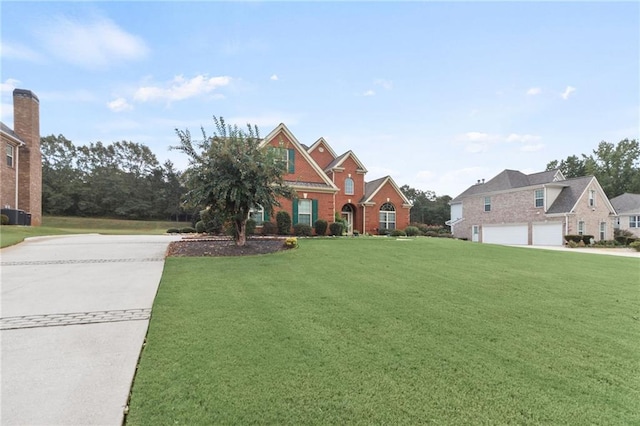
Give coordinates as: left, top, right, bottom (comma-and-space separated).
482, 224, 528, 245
532, 222, 563, 246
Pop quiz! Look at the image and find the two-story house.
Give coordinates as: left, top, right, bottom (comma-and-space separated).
448, 169, 616, 245
610, 193, 640, 238
257, 124, 411, 235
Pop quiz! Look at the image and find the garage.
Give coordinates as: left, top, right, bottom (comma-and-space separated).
482, 224, 528, 245
532, 222, 563, 246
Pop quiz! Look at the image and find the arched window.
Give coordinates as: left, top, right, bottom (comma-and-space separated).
344, 178, 354, 195
379, 203, 396, 231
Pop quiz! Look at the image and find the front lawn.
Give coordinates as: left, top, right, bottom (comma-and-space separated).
127, 238, 640, 425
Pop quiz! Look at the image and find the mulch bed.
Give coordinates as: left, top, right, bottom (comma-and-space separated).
166, 236, 289, 257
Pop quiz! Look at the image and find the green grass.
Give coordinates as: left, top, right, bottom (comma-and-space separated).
0, 216, 184, 248
127, 238, 640, 425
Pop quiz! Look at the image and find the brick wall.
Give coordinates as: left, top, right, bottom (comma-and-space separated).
364, 181, 411, 234
1, 137, 20, 209
13, 89, 42, 226
570, 184, 614, 241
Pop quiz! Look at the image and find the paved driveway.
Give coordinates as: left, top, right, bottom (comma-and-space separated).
1, 234, 179, 426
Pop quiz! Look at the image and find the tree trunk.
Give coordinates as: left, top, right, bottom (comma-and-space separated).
235, 218, 246, 246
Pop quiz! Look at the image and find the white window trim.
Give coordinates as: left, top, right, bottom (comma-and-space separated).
345, 177, 354, 195
379, 203, 396, 231
578, 220, 585, 235
298, 199, 312, 226
249, 205, 264, 224
534, 189, 544, 208
588, 190, 596, 207
630, 216, 640, 228
6, 144, 14, 168
484, 197, 491, 212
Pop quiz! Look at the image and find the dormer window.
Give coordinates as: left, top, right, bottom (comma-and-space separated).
345, 178, 354, 195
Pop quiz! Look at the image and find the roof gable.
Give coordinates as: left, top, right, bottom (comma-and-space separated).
546, 176, 616, 215
260, 124, 338, 192
307, 137, 338, 158
324, 150, 368, 174
361, 175, 411, 206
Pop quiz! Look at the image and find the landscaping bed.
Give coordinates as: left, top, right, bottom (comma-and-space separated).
167, 236, 287, 257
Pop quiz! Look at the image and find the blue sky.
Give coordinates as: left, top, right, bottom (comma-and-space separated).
2, 1, 638, 197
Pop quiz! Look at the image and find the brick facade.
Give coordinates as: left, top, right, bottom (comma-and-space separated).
260, 124, 411, 235
0, 89, 41, 226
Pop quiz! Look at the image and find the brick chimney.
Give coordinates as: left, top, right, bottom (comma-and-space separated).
13, 89, 42, 226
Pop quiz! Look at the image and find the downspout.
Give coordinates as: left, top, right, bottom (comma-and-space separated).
14, 144, 20, 208
363, 205, 366, 234
564, 213, 568, 238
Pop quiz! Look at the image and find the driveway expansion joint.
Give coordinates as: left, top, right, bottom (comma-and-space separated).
0, 308, 152, 330
1, 258, 165, 266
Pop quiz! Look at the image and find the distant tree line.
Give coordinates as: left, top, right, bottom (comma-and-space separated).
399, 185, 451, 226
546, 138, 639, 198
41, 135, 187, 220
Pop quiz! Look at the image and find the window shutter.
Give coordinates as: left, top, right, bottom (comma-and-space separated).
264, 209, 270, 222
312, 199, 318, 225
288, 149, 295, 173
292, 199, 298, 225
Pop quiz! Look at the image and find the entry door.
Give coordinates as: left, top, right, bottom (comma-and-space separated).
341, 212, 353, 234
472, 225, 479, 242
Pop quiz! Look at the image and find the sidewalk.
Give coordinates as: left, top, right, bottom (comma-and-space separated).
1, 234, 179, 426
510, 244, 640, 258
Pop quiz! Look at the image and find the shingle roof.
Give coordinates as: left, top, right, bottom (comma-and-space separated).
545, 176, 594, 214
610, 193, 640, 214
0, 121, 23, 143
324, 152, 350, 171
284, 180, 334, 189
452, 169, 561, 202
361, 176, 387, 202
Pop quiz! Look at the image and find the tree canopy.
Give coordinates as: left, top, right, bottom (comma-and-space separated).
546, 138, 640, 197
173, 116, 295, 246
400, 185, 451, 226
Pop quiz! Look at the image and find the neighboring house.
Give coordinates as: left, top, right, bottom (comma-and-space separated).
448, 169, 616, 246
257, 124, 411, 234
610, 193, 640, 237
0, 89, 42, 226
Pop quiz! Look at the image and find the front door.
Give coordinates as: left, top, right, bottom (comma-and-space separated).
472, 225, 479, 242
341, 212, 353, 234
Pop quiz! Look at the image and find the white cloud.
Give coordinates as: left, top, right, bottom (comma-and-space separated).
462, 131, 493, 142
374, 79, 393, 90
270, 74, 279, 81
1, 78, 20, 93
226, 112, 301, 128
36, 14, 149, 69
107, 97, 133, 112
506, 133, 541, 143
526, 87, 541, 96
133, 74, 231, 103
363, 90, 375, 96
561, 86, 576, 100
0, 41, 42, 62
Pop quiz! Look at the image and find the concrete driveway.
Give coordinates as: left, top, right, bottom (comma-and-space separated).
1, 234, 180, 426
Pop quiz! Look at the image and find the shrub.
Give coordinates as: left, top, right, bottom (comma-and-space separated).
404, 226, 420, 236
614, 229, 635, 246
246, 219, 256, 236
314, 219, 328, 236
564, 235, 583, 244
166, 228, 180, 234
261, 221, 277, 235
567, 240, 579, 248
284, 237, 298, 248
630, 240, 640, 252
390, 229, 407, 237
425, 231, 438, 237
1, 214, 9, 225
195, 221, 206, 233
276, 211, 292, 235
582, 235, 594, 245
353, 230, 360, 237
181, 227, 196, 233
293, 223, 312, 237
329, 222, 344, 236
200, 209, 224, 234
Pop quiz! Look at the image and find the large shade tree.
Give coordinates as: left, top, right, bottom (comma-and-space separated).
174, 117, 294, 246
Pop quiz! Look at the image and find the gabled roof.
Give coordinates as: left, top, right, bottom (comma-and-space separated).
307, 137, 338, 158
361, 175, 412, 207
324, 150, 368, 174
545, 176, 616, 215
260, 123, 339, 192
0, 121, 25, 145
610, 193, 640, 215
452, 169, 563, 202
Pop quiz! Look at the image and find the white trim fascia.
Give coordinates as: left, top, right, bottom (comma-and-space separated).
568, 177, 617, 215
260, 124, 339, 191
1, 131, 25, 146
289, 184, 338, 194
362, 175, 412, 206
327, 150, 369, 174
307, 137, 338, 158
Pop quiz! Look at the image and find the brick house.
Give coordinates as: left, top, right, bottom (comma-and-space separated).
610, 193, 640, 237
0, 89, 42, 226
256, 124, 411, 234
448, 169, 616, 245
